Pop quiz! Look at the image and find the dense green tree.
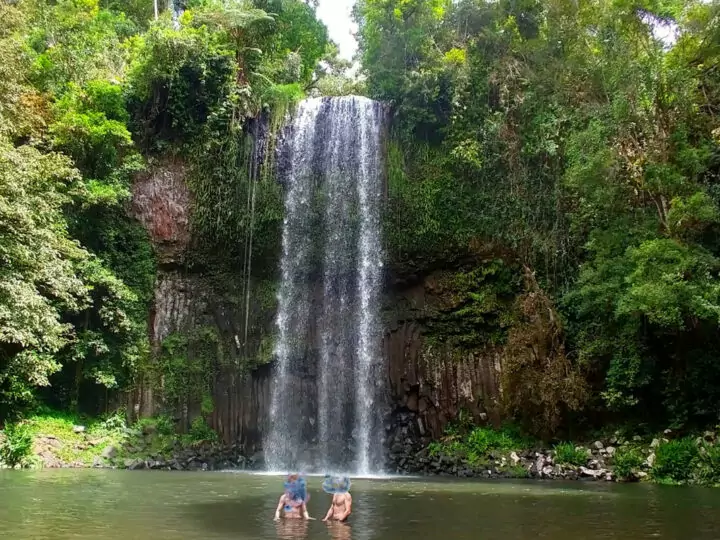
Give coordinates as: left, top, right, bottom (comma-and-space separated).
0, 0, 331, 421
357, 0, 720, 432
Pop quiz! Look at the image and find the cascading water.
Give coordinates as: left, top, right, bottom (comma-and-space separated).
264, 96, 386, 475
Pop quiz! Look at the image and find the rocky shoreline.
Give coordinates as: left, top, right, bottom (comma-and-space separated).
389, 442, 624, 482
17, 418, 718, 485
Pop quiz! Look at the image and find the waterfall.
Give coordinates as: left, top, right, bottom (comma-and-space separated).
264, 96, 386, 475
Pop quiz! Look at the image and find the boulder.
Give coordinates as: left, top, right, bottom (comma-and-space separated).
593, 441, 604, 450
124, 458, 145, 470
510, 451, 521, 465
39, 437, 64, 450
73, 426, 85, 433
605, 446, 616, 457
650, 438, 661, 448
646, 453, 655, 468
101, 445, 118, 459
580, 466, 606, 479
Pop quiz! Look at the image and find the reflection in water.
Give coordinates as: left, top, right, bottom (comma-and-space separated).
274, 519, 308, 539
325, 521, 352, 540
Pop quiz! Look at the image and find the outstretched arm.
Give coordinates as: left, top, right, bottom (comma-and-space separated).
302, 503, 315, 520
274, 496, 284, 521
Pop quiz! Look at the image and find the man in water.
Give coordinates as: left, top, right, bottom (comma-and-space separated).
274, 474, 313, 521
321, 475, 352, 522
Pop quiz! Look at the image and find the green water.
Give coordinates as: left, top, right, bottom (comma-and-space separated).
0, 470, 719, 539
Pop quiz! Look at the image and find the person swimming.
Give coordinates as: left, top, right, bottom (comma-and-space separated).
321, 475, 352, 522
274, 474, 314, 521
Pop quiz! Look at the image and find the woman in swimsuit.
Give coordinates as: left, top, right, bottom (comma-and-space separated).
274, 474, 314, 521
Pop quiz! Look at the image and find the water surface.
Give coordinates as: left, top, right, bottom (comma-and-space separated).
0, 470, 718, 539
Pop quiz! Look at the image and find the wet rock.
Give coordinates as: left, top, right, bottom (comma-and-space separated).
580, 466, 605, 479
101, 445, 118, 459
250, 450, 264, 465
125, 458, 145, 470
541, 465, 554, 477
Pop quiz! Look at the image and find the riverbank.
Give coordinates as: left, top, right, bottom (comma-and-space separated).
0, 412, 255, 472
1, 412, 718, 486
386, 420, 720, 487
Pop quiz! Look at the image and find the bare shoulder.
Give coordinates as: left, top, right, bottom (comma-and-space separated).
345, 493, 353, 502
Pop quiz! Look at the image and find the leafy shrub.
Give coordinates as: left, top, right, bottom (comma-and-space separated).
186, 417, 218, 443
427, 442, 443, 458
154, 415, 176, 437
612, 447, 645, 480
502, 464, 530, 478
695, 443, 720, 486
0, 422, 34, 468
97, 411, 126, 432
428, 425, 527, 465
651, 438, 699, 483
467, 427, 517, 456
553, 442, 587, 466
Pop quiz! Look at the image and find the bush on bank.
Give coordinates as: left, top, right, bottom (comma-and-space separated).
0, 410, 219, 469
404, 421, 720, 487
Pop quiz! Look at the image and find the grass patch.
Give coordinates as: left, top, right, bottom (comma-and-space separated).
9, 409, 221, 468
25, 410, 127, 465
501, 464, 530, 478
428, 422, 533, 466
612, 446, 645, 480
651, 438, 698, 483
552, 442, 587, 466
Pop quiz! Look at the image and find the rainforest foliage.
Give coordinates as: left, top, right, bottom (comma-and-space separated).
0, 0, 338, 423
4, 0, 720, 441
355, 0, 720, 433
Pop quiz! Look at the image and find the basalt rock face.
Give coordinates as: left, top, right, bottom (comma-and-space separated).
130, 159, 507, 462
132, 158, 191, 266
383, 272, 505, 454
129, 157, 273, 452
